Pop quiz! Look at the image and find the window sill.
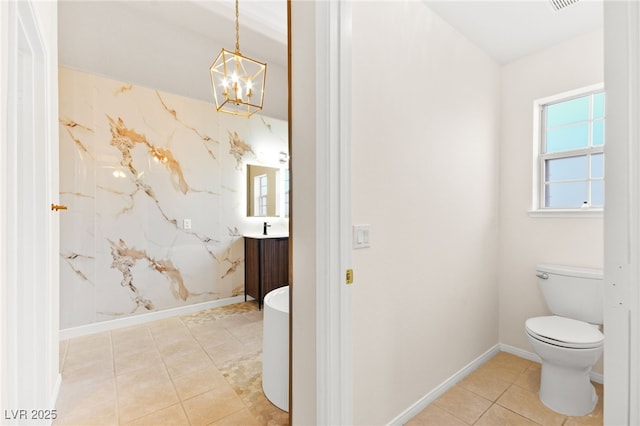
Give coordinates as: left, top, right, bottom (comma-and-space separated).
528, 208, 603, 218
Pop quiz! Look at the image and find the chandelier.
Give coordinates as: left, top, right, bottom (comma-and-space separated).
209, 0, 267, 117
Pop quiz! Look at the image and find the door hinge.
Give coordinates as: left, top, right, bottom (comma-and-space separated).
346, 269, 353, 285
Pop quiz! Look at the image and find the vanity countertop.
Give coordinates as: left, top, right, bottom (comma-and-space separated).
244, 234, 289, 239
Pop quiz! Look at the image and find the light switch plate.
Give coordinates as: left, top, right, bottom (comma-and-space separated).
183, 219, 192, 230
353, 224, 371, 249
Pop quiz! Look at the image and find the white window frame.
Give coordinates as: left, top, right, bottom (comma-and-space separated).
530, 83, 605, 217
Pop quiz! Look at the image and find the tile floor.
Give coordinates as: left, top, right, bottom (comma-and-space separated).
406, 351, 603, 426
56, 303, 603, 426
55, 302, 289, 426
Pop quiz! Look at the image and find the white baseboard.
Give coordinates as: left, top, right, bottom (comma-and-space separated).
59, 295, 251, 340
388, 344, 501, 426
590, 371, 604, 384
500, 343, 603, 384
499, 343, 541, 363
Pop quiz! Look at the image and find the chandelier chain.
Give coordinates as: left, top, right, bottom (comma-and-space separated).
235, 0, 240, 53
209, 0, 266, 117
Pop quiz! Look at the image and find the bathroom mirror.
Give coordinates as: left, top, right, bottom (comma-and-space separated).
247, 164, 282, 217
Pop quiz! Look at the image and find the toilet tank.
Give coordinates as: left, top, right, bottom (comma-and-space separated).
536, 264, 604, 325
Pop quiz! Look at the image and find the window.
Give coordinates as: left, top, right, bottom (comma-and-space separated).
533, 85, 605, 214
254, 174, 268, 216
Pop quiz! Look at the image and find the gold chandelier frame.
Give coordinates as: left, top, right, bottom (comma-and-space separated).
209, 0, 267, 117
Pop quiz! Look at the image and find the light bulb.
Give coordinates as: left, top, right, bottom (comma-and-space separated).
246, 80, 253, 99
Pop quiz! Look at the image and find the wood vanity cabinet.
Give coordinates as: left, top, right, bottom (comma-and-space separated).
244, 236, 289, 309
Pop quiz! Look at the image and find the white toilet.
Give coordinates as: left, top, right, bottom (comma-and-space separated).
525, 264, 604, 416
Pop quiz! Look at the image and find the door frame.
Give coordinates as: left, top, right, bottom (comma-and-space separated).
604, 1, 640, 424
290, 1, 354, 424
315, 1, 353, 425
604, 0, 640, 425
0, 0, 60, 413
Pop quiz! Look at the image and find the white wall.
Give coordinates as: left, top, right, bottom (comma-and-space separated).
350, 2, 501, 424
499, 30, 604, 369
292, 4, 606, 424
58, 67, 288, 331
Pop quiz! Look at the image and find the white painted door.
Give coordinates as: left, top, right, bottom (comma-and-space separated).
0, 0, 60, 418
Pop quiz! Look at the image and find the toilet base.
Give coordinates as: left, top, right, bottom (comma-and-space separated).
539, 361, 597, 416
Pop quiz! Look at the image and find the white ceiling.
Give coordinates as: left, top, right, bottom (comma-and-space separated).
58, 1, 288, 118
58, 0, 603, 115
423, 0, 603, 64
124, 0, 287, 60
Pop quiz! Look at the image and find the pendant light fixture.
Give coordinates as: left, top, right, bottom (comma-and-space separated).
209, 0, 267, 117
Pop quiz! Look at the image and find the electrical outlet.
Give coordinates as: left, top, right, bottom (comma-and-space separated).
183, 219, 192, 230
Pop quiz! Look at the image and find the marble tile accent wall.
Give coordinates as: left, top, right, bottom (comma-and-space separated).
58, 67, 288, 329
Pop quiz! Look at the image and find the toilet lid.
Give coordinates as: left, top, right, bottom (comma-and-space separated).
525, 315, 604, 349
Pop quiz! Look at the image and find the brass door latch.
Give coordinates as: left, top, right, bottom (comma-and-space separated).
51, 203, 68, 211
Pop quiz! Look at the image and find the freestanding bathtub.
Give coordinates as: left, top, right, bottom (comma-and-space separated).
262, 285, 289, 412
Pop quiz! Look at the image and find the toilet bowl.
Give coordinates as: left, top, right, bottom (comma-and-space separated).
525, 264, 604, 416
525, 315, 604, 416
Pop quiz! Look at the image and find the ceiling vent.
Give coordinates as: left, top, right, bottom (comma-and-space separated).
548, 0, 580, 11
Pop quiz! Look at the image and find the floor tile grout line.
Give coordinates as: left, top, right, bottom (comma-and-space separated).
180, 311, 220, 365
407, 352, 601, 426
177, 307, 263, 424
144, 321, 192, 426
57, 303, 279, 426
159, 344, 193, 426
438, 359, 557, 426
114, 323, 181, 426
471, 401, 497, 426
108, 331, 122, 426
178, 307, 266, 422
470, 399, 495, 425
178, 309, 244, 390
431, 399, 479, 425
495, 383, 532, 424
458, 375, 511, 405
497, 382, 566, 426
179, 310, 238, 425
